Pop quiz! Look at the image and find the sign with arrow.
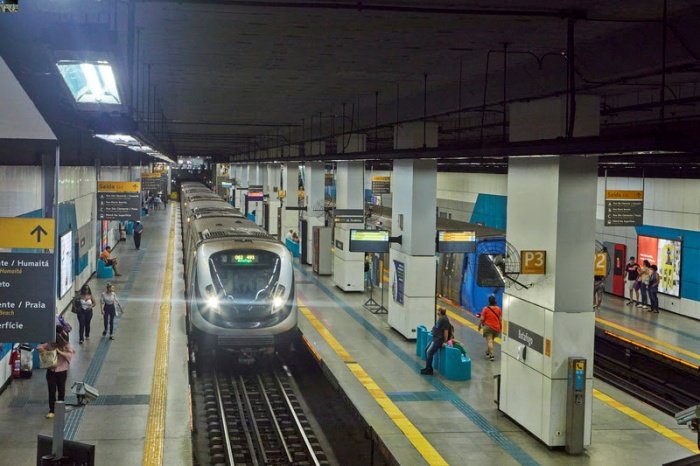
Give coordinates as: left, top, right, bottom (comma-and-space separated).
0, 218, 55, 249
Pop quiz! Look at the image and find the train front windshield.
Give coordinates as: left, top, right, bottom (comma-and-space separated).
208, 250, 282, 318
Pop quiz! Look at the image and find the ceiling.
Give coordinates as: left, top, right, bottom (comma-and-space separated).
1, 0, 699, 170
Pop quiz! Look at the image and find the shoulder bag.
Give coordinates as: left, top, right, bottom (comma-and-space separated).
39, 349, 58, 369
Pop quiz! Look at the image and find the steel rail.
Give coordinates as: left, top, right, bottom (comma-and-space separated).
274, 373, 322, 466
257, 374, 294, 463
231, 376, 260, 466
213, 372, 237, 466
239, 375, 268, 465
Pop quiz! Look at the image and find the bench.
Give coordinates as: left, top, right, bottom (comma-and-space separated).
416, 325, 472, 381
97, 259, 114, 279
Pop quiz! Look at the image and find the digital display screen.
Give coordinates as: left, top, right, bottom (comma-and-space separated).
349, 229, 390, 253
437, 230, 476, 253
637, 235, 682, 297
247, 191, 264, 201
232, 254, 258, 265
59, 231, 73, 298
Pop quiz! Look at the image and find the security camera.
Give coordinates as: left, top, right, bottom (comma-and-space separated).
675, 405, 700, 428
71, 381, 99, 405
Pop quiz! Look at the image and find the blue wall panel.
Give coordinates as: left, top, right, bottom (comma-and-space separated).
470, 194, 507, 231
635, 225, 700, 302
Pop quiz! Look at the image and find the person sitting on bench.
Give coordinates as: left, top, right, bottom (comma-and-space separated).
100, 246, 122, 276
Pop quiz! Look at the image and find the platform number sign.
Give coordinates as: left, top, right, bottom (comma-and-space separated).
594, 252, 607, 276
520, 250, 546, 275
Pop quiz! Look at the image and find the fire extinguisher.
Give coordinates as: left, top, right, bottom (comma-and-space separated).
9, 347, 21, 378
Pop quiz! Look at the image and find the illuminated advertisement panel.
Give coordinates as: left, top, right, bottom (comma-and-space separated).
637, 235, 682, 297
59, 230, 73, 298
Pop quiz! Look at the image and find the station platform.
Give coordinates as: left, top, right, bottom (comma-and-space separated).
0, 204, 190, 466
296, 266, 700, 465
595, 294, 700, 367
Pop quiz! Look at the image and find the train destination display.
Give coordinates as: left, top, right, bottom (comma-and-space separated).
0, 253, 56, 342
437, 230, 476, 253
349, 229, 390, 253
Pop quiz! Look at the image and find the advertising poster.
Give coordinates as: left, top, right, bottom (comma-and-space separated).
59, 231, 73, 298
637, 235, 682, 297
392, 260, 405, 305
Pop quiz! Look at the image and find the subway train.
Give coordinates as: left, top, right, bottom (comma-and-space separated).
180, 182, 297, 358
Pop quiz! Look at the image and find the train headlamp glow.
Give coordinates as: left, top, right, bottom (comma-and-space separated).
271, 285, 286, 311
272, 296, 284, 309
206, 296, 219, 309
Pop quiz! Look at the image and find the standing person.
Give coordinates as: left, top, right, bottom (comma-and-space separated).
421, 307, 451, 375
133, 221, 144, 250
647, 265, 660, 313
479, 295, 502, 361
637, 259, 652, 309
37, 327, 75, 418
593, 275, 605, 310
625, 257, 640, 306
77, 284, 95, 344
101, 283, 124, 340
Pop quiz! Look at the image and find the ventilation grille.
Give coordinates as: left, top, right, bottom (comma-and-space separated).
200, 228, 272, 240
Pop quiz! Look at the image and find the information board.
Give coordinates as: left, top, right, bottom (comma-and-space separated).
436, 230, 476, 253
97, 181, 141, 221
604, 190, 644, 226
349, 229, 390, 253
141, 173, 164, 192
371, 176, 391, 194
0, 253, 56, 342
335, 209, 364, 224
392, 260, 405, 305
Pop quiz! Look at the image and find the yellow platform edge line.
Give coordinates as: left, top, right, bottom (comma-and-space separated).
595, 316, 700, 363
443, 299, 698, 454
299, 301, 449, 466
142, 207, 176, 466
593, 389, 700, 454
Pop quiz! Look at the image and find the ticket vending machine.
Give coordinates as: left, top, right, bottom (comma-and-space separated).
566, 357, 587, 454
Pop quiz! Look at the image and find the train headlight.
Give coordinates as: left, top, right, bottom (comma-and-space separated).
206, 296, 219, 309
271, 285, 286, 312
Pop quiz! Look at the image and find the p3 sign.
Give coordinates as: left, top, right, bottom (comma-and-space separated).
594, 252, 608, 276
520, 250, 546, 274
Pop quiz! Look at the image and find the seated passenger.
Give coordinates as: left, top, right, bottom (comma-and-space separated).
100, 246, 122, 276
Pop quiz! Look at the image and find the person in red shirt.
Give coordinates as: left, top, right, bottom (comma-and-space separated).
479, 295, 502, 361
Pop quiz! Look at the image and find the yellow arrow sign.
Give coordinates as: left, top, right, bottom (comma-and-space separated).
0, 217, 55, 249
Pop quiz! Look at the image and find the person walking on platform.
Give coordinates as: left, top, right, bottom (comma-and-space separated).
37, 326, 75, 419
479, 295, 502, 361
421, 307, 450, 375
637, 259, 652, 310
101, 283, 124, 340
133, 220, 144, 250
625, 257, 640, 306
77, 284, 95, 344
647, 265, 660, 313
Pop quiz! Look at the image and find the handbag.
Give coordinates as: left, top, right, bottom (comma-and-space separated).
39, 349, 58, 369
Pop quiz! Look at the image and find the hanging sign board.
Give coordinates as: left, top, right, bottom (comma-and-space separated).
0, 217, 55, 249
335, 209, 365, 224
604, 190, 644, 226
141, 173, 162, 192
0, 253, 56, 342
436, 230, 476, 253
371, 176, 391, 194
349, 229, 390, 253
97, 181, 141, 221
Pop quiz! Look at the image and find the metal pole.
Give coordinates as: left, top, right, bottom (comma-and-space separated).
502, 43, 508, 142
146, 63, 151, 131
374, 91, 379, 151
567, 19, 576, 138
458, 59, 463, 142
51, 401, 65, 457
423, 73, 428, 148
396, 81, 400, 127
480, 51, 492, 145
341, 103, 346, 154
659, 0, 668, 131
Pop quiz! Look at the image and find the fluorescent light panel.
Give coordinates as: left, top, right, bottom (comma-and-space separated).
94, 133, 174, 164
57, 60, 121, 105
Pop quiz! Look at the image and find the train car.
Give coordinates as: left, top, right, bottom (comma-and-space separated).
182, 188, 296, 360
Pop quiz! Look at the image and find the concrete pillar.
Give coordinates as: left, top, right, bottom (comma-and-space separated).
281, 163, 299, 242
236, 164, 249, 209
265, 163, 282, 237
499, 155, 597, 448
387, 159, 437, 338
303, 161, 325, 265
333, 134, 366, 291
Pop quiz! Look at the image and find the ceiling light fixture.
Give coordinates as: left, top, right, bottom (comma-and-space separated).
57, 60, 121, 105
94, 133, 174, 164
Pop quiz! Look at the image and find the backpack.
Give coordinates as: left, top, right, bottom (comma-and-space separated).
57, 315, 72, 334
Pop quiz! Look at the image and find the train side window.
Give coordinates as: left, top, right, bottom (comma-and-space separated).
476, 254, 505, 288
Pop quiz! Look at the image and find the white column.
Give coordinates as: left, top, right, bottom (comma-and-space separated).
236, 164, 249, 209
265, 163, 281, 236
281, 163, 299, 240
500, 155, 597, 448
304, 161, 325, 266
333, 134, 366, 291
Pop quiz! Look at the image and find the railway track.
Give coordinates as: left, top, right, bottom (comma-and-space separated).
202, 363, 329, 466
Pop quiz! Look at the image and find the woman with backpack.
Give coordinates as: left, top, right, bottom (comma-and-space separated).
37, 326, 75, 419
479, 295, 502, 362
